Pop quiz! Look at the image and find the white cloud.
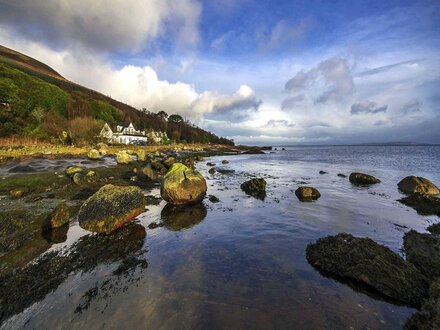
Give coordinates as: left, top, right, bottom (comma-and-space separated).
0, 0, 201, 52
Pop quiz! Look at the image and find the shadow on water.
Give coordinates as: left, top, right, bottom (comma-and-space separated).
0, 223, 147, 325
161, 203, 207, 231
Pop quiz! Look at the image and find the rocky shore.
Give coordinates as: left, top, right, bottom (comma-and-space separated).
0, 145, 439, 328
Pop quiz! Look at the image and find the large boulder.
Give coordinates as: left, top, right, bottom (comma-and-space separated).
404, 230, 440, 280
349, 172, 381, 185
306, 233, 428, 307
398, 193, 440, 217
87, 149, 101, 160
116, 151, 133, 164
241, 178, 267, 199
398, 176, 439, 195
295, 187, 321, 202
160, 163, 207, 205
78, 184, 145, 234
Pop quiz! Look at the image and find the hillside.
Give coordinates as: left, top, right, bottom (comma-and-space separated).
0, 45, 232, 145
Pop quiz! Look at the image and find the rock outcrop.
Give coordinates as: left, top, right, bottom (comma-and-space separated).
398, 176, 439, 195
241, 178, 267, 199
349, 172, 381, 185
306, 233, 428, 307
78, 184, 145, 234
160, 163, 207, 205
295, 187, 321, 202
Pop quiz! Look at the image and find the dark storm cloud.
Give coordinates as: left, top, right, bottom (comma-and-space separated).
350, 101, 388, 115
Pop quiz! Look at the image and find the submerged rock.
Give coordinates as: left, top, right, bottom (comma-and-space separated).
116, 151, 132, 164
319, 170, 327, 175
241, 178, 267, 199
404, 230, 440, 280
161, 203, 207, 231
66, 166, 83, 177
337, 173, 347, 178
399, 193, 440, 217
209, 195, 220, 203
78, 184, 145, 234
222, 160, 229, 164
160, 163, 207, 205
295, 187, 321, 202
349, 172, 381, 185
208, 168, 216, 175
306, 233, 428, 307
87, 149, 101, 160
207, 162, 216, 167
398, 176, 439, 195
242, 149, 265, 155
405, 278, 440, 330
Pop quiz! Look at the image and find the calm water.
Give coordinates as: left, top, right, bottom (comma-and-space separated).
2, 146, 440, 329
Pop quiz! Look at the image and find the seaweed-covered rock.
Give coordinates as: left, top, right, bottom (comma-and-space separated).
46, 202, 70, 229
306, 233, 428, 306
222, 160, 229, 164
160, 163, 207, 205
427, 223, 440, 235
295, 187, 321, 202
116, 151, 132, 164
404, 230, 440, 280
405, 278, 440, 330
87, 149, 101, 160
66, 166, 82, 177
349, 172, 381, 185
241, 178, 267, 199
398, 176, 439, 195
207, 162, 216, 167
78, 184, 145, 234
208, 168, 215, 175
209, 195, 220, 203
399, 193, 440, 217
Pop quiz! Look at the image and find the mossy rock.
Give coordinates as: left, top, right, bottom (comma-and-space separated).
87, 149, 101, 160
241, 178, 267, 200
136, 150, 147, 162
295, 186, 321, 202
72, 172, 86, 185
399, 193, 440, 217
46, 202, 70, 229
398, 176, 439, 195
349, 172, 381, 185
9, 188, 26, 199
116, 151, 132, 164
66, 166, 83, 177
306, 233, 428, 307
78, 184, 145, 234
208, 168, 216, 175
404, 230, 440, 280
163, 157, 176, 168
160, 163, 207, 205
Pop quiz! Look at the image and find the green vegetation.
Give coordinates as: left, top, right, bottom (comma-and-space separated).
0, 45, 234, 145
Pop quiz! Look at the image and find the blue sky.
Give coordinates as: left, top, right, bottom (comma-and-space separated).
0, 0, 439, 144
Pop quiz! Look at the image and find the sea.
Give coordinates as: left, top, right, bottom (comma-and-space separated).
1, 145, 440, 329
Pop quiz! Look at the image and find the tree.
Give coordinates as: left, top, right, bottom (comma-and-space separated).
168, 114, 183, 124
158, 110, 168, 121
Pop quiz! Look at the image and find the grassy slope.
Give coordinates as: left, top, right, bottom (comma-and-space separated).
0, 45, 232, 145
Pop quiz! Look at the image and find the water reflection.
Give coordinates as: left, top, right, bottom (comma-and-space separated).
0, 223, 147, 325
161, 203, 207, 231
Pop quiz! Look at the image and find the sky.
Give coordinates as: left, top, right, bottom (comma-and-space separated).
0, 0, 439, 144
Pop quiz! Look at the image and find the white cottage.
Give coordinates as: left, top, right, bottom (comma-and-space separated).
99, 122, 148, 145
99, 122, 168, 145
